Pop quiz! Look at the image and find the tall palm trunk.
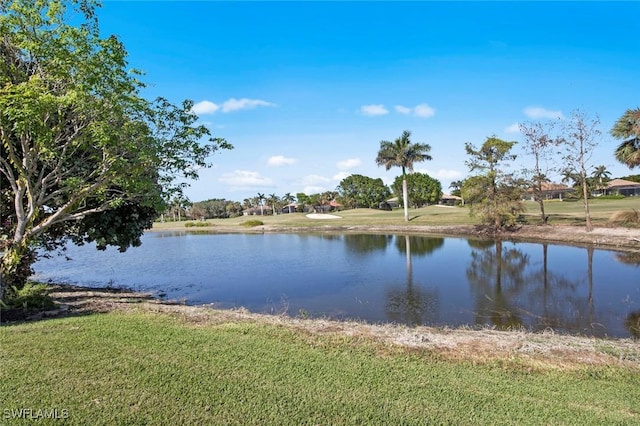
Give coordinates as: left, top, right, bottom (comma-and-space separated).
401, 167, 409, 222
402, 178, 409, 222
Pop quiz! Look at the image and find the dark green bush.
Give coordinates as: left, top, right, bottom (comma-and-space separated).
184, 221, 210, 227
240, 220, 264, 227
2, 282, 56, 311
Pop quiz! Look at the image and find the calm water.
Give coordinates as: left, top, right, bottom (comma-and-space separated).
33, 232, 640, 338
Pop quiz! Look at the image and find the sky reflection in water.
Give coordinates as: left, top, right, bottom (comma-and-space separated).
33, 232, 640, 338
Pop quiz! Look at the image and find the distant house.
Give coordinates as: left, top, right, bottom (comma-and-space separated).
605, 179, 640, 196
385, 197, 399, 208
440, 193, 462, 206
313, 201, 342, 213
528, 182, 574, 200
242, 206, 274, 216
281, 203, 298, 214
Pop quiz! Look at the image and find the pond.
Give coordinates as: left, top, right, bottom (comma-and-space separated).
32, 231, 640, 338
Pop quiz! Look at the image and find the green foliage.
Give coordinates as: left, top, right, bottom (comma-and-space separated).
1, 282, 56, 311
464, 137, 525, 230
190, 198, 242, 219
0, 0, 231, 290
611, 108, 640, 168
599, 194, 626, 200
184, 221, 210, 228
391, 172, 442, 208
376, 130, 433, 221
619, 174, 640, 183
337, 174, 391, 208
241, 220, 264, 227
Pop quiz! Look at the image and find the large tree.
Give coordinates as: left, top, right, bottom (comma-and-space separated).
336, 174, 390, 209
464, 137, 525, 230
611, 108, 640, 168
559, 110, 601, 232
391, 172, 442, 208
519, 121, 561, 225
0, 0, 231, 291
375, 130, 432, 221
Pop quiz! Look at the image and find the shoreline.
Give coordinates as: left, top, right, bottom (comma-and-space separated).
149, 223, 640, 252
26, 283, 640, 369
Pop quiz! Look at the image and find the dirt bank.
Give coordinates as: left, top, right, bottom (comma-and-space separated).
30, 284, 640, 370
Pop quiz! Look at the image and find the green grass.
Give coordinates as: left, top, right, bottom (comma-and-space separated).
153, 198, 640, 230
2, 312, 640, 425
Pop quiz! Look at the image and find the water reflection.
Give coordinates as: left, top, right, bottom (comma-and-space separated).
385, 236, 442, 326
466, 240, 529, 329
32, 232, 640, 337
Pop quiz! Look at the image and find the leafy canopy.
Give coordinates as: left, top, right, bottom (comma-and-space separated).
611, 108, 640, 168
0, 0, 231, 288
391, 173, 442, 208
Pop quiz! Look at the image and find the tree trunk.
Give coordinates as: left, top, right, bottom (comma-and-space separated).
402, 178, 409, 222
582, 180, 593, 232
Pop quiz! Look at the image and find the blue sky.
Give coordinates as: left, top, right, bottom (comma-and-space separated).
97, 1, 640, 202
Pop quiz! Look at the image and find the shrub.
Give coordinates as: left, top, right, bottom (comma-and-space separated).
240, 220, 264, 227
599, 195, 626, 200
184, 221, 210, 227
610, 209, 640, 226
2, 282, 56, 311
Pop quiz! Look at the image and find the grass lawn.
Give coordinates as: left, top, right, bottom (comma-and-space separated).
2, 311, 640, 425
153, 197, 640, 230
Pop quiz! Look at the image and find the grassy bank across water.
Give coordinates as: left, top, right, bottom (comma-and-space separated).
2, 307, 640, 425
152, 198, 640, 230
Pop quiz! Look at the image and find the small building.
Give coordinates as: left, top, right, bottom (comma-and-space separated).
281, 203, 298, 214
528, 182, 574, 200
385, 197, 399, 208
604, 179, 640, 197
440, 193, 462, 206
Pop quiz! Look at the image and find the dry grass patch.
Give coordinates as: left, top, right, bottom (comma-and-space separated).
610, 209, 640, 226
42, 286, 640, 372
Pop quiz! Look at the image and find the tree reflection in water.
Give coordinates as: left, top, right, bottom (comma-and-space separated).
465, 239, 617, 335
385, 235, 443, 326
466, 240, 528, 330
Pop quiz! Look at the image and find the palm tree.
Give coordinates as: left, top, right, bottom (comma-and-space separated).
268, 193, 279, 216
592, 165, 611, 193
376, 130, 432, 221
612, 108, 640, 168
561, 168, 579, 187
283, 192, 295, 213
256, 193, 266, 215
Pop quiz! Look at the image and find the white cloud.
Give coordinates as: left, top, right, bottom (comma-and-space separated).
505, 123, 521, 133
360, 104, 389, 116
303, 185, 326, 195
336, 158, 361, 170
414, 103, 436, 118
333, 171, 351, 181
394, 105, 412, 114
432, 169, 464, 180
267, 155, 297, 166
222, 98, 276, 112
395, 103, 435, 118
218, 170, 273, 187
192, 100, 220, 115
301, 174, 331, 185
415, 168, 464, 180
192, 98, 275, 115
523, 106, 564, 120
